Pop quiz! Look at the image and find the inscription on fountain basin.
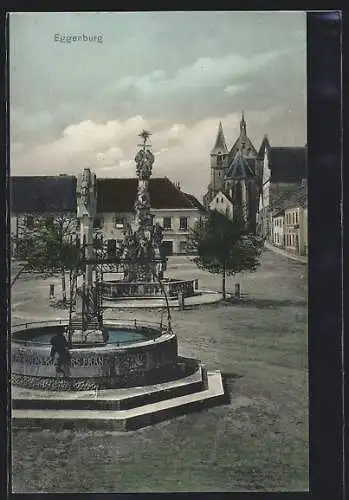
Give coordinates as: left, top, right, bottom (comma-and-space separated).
12, 334, 178, 385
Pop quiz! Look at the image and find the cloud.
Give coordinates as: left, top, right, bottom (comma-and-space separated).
12, 106, 291, 199
105, 50, 284, 99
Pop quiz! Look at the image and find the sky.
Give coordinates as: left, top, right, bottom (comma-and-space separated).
10, 11, 306, 199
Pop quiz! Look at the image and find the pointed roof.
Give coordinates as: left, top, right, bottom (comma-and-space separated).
258, 134, 271, 158
240, 110, 247, 139
229, 112, 258, 158
225, 149, 256, 180
211, 121, 228, 155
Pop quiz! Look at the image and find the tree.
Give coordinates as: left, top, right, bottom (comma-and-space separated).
24, 215, 80, 304
187, 210, 264, 299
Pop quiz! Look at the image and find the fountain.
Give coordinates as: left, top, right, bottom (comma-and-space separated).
101, 130, 198, 301
11, 136, 225, 429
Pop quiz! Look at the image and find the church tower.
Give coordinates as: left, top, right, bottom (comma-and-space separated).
210, 121, 228, 194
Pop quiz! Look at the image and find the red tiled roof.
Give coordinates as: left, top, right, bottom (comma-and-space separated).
97, 177, 198, 212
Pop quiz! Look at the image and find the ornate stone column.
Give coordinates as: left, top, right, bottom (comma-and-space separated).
120, 130, 164, 283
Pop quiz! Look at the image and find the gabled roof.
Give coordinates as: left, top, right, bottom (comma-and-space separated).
211, 121, 228, 155
97, 177, 200, 212
181, 191, 207, 213
228, 112, 258, 158
11, 175, 77, 214
225, 150, 256, 180
258, 134, 271, 158
269, 147, 307, 183
10, 176, 203, 215
210, 189, 234, 205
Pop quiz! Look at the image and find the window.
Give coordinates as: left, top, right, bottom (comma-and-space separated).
115, 216, 124, 229
93, 217, 103, 229
163, 217, 172, 230
179, 216, 188, 231
295, 211, 298, 224
24, 215, 34, 230
221, 197, 223, 203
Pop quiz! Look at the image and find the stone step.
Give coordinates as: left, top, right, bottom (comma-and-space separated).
12, 371, 225, 431
12, 365, 206, 411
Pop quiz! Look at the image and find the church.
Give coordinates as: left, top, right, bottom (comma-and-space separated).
203, 112, 263, 234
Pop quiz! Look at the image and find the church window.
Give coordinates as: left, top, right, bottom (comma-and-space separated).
221, 197, 223, 203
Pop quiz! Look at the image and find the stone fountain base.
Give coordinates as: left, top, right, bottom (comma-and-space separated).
102, 277, 198, 300
12, 360, 226, 431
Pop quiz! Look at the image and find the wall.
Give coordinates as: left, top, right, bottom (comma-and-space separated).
209, 192, 234, 219
272, 215, 285, 247
284, 206, 301, 254
94, 208, 201, 255
151, 208, 201, 254
97, 212, 133, 244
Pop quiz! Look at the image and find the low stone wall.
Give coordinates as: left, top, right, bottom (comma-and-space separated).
12, 325, 178, 391
102, 278, 197, 300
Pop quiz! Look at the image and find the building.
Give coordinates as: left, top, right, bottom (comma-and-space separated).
10, 175, 77, 259
258, 140, 307, 240
273, 180, 308, 256
208, 190, 234, 219
10, 175, 205, 258
203, 113, 262, 233
96, 177, 206, 255
272, 210, 285, 248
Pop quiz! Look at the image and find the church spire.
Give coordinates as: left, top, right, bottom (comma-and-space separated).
240, 110, 247, 139
211, 121, 228, 155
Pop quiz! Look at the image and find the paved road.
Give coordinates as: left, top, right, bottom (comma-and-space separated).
264, 242, 308, 264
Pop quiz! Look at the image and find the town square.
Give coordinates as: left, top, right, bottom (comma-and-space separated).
9, 10, 310, 494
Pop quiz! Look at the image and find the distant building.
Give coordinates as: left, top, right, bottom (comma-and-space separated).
96, 177, 206, 255
258, 139, 307, 240
272, 210, 285, 248
270, 180, 308, 256
203, 113, 262, 233
10, 175, 205, 258
209, 190, 234, 219
10, 175, 77, 259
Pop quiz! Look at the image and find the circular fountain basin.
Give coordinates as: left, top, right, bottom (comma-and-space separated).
12, 320, 178, 391
102, 278, 198, 300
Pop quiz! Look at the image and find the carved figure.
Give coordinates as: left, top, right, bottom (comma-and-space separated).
79, 169, 90, 208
